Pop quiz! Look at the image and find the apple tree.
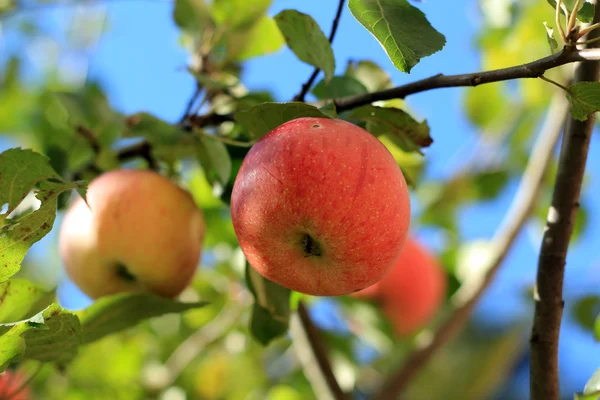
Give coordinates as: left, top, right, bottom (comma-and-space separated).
1, 0, 600, 399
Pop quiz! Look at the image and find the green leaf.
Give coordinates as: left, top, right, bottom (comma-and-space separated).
471, 169, 511, 200
345, 60, 393, 92
594, 314, 600, 341
0, 303, 81, 371
546, 0, 595, 23
125, 112, 183, 145
0, 279, 55, 323
124, 112, 199, 163
245, 264, 291, 345
22, 304, 81, 365
311, 76, 368, 100
575, 391, 600, 400
348, 105, 432, 152
212, 0, 272, 30
0, 322, 36, 371
196, 135, 232, 186
227, 15, 285, 61
572, 295, 600, 331
173, 0, 214, 32
235, 102, 330, 140
274, 10, 335, 82
1, 179, 79, 282
543, 22, 558, 54
0, 148, 62, 218
348, 0, 446, 73
319, 102, 338, 118
566, 81, 600, 121
77, 292, 208, 345
581, 368, 600, 397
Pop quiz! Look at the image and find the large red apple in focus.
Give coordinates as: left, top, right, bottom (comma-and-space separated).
59, 169, 206, 299
230, 117, 411, 296
0, 370, 31, 400
353, 235, 447, 336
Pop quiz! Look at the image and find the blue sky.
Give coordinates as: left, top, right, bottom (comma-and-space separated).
3, 0, 600, 397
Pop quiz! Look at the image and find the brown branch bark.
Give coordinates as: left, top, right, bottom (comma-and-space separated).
529, 4, 600, 400
289, 302, 350, 400
372, 91, 570, 400
334, 48, 600, 112
292, 0, 346, 102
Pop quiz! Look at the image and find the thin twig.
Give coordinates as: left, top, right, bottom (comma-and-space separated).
557, 0, 568, 43
540, 75, 571, 92
373, 91, 570, 400
334, 47, 600, 112
292, 0, 345, 102
290, 302, 350, 400
193, 129, 255, 147
76, 125, 101, 155
179, 83, 203, 125
529, 3, 600, 399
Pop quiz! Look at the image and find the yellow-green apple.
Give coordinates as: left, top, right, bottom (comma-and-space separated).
59, 169, 206, 299
353, 235, 447, 336
0, 370, 31, 400
230, 117, 411, 296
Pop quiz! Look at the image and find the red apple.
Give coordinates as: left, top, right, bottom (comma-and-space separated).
0, 370, 31, 400
59, 169, 206, 299
353, 236, 447, 336
230, 117, 411, 296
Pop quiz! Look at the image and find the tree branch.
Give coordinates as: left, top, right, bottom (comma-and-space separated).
334, 47, 600, 112
529, 4, 600, 400
289, 301, 350, 400
292, 0, 346, 102
373, 91, 570, 400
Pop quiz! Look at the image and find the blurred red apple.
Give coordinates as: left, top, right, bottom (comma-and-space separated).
353, 235, 447, 336
59, 169, 206, 299
0, 370, 31, 400
231, 117, 411, 296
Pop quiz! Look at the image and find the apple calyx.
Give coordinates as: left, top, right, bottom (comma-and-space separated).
300, 233, 323, 257
115, 262, 137, 282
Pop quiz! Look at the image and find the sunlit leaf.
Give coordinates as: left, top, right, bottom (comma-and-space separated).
0, 279, 55, 323
275, 10, 335, 81
348, 0, 446, 73
227, 15, 285, 61
212, 0, 272, 30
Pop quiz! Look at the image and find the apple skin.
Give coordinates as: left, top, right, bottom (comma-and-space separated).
59, 169, 206, 299
0, 370, 31, 400
353, 235, 447, 336
230, 117, 411, 296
